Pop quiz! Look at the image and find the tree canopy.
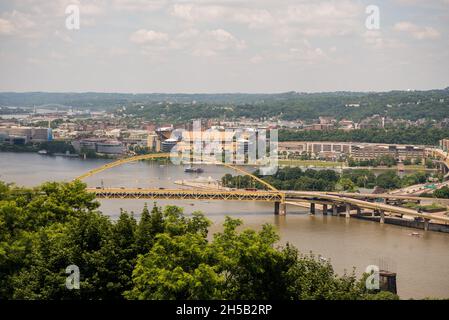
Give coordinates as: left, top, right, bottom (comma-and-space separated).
0, 180, 398, 300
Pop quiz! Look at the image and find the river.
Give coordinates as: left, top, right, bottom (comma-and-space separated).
0, 152, 448, 299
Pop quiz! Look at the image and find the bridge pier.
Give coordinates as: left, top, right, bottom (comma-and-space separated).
322, 204, 328, 215
274, 202, 286, 215
380, 210, 385, 224
424, 218, 430, 231
356, 207, 362, 215
274, 202, 280, 215
332, 204, 338, 216
310, 203, 316, 215
345, 204, 351, 218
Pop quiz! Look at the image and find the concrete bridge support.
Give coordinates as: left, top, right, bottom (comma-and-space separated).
310, 203, 316, 215
274, 202, 286, 215
424, 218, 430, 231
357, 207, 362, 215
380, 210, 385, 224
345, 204, 351, 218
274, 201, 280, 215
332, 204, 338, 216
322, 204, 328, 215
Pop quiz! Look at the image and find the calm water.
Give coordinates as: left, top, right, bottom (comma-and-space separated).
1, 152, 449, 299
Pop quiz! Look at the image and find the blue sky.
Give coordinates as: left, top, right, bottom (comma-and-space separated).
0, 0, 448, 93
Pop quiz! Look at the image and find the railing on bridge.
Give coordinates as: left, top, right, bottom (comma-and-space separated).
88, 188, 284, 202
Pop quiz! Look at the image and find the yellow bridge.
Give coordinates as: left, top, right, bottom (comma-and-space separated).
90, 187, 283, 202
76, 152, 449, 229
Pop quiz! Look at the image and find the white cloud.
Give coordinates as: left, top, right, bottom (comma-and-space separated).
228, 9, 275, 29
0, 10, 36, 37
194, 29, 246, 56
169, 3, 275, 29
249, 55, 264, 64
0, 18, 15, 35
207, 29, 242, 45
394, 21, 440, 40
170, 3, 226, 22
276, 43, 328, 64
140, 27, 246, 57
282, 1, 362, 37
80, 3, 104, 16
130, 29, 169, 44
169, 1, 363, 38
54, 30, 73, 43
395, 0, 449, 7
112, 0, 166, 11
2, 0, 449, 92
363, 30, 384, 48
363, 30, 403, 49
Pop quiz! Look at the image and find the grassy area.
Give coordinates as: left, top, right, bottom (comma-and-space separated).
404, 202, 447, 212
400, 165, 428, 171
279, 159, 429, 171
279, 159, 344, 167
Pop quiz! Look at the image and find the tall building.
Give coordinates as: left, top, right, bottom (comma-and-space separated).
147, 134, 161, 152
0, 126, 52, 144
440, 139, 449, 152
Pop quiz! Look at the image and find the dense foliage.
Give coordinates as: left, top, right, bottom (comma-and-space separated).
2, 90, 448, 122
279, 127, 449, 145
0, 180, 398, 300
348, 156, 398, 168
222, 167, 433, 192
434, 186, 449, 199
117, 90, 449, 123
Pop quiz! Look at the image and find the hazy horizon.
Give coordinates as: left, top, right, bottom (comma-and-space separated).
1, 86, 448, 95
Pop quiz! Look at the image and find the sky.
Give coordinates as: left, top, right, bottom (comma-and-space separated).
0, 0, 448, 93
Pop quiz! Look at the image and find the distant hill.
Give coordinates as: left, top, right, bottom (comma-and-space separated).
0, 92, 304, 109
0, 90, 448, 122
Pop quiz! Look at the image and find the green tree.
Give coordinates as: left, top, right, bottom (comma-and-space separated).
376, 172, 402, 190
125, 216, 398, 300
434, 186, 449, 199
0, 180, 401, 300
339, 178, 358, 192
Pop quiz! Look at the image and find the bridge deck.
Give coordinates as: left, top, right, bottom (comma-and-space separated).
88, 188, 284, 202
87, 188, 449, 223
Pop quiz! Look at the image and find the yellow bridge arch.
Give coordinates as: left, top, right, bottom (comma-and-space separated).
74, 153, 279, 192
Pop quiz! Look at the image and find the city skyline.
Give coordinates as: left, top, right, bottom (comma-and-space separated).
0, 0, 448, 93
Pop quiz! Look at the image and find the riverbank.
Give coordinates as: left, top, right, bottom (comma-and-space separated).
353, 214, 449, 233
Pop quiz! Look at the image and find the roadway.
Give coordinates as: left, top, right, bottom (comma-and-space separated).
86, 187, 449, 224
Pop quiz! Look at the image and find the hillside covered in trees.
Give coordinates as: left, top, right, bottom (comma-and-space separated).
279, 127, 449, 145
1, 89, 448, 122
117, 89, 449, 123
222, 167, 433, 192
